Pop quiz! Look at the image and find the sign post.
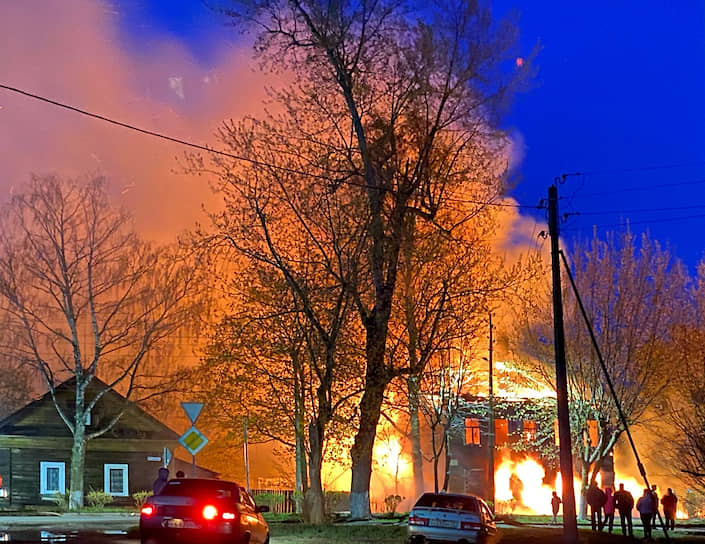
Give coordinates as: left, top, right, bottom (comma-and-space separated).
179, 402, 207, 477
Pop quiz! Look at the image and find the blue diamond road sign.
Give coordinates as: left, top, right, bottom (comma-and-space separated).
179, 426, 208, 455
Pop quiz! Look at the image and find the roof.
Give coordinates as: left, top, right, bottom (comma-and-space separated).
0, 376, 180, 441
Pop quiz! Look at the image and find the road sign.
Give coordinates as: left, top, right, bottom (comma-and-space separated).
179, 426, 209, 456
181, 402, 204, 424
163, 447, 172, 467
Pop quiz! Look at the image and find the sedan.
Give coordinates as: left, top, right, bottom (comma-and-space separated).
140, 478, 270, 544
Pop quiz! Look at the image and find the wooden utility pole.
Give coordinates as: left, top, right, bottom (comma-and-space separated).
487, 312, 495, 513
548, 184, 578, 542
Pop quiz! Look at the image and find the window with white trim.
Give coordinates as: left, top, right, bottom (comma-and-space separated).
40, 462, 66, 495
104, 464, 128, 496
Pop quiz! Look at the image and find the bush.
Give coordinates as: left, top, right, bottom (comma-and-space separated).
50, 491, 69, 512
253, 492, 285, 509
86, 489, 113, 511
132, 490, 153, 510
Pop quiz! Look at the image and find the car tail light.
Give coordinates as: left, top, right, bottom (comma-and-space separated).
202, 505, 218, 520
460, 521, 482, 530
140, 505, 154, 517
408, 515, 428, 526
222, 512, 236, 520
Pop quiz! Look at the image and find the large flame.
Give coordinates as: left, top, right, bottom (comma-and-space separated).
494, 453, 691, 519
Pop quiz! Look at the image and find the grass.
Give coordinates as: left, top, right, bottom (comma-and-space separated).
266, 515, 705, 544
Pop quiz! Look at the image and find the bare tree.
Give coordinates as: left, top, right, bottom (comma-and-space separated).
660, 261, 705, 492
509, 230, 686, 517
214, 0, 527, 517
196, 124, 367, 523
0, 175, 203, 509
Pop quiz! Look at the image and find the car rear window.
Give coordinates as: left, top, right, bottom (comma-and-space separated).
414, 494, 479, 513
160, 479, 238, 500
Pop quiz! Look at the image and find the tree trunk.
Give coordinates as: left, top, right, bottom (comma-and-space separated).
442, 430, 451, 492
407, 375, 424, 498
294, 380, 307, 515
304, 421, 326, 524
579, 463, 589, 519
431, 426, 439, 493
349, 364, 387, 518
69, 418, 86, 510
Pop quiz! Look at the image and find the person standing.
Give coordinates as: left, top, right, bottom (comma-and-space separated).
152, 467, 169, 495
637, 488, 656, 539
614, 483, 634, 537
586, 481, 606, 531
661, 488, 678, 531
551, 491, 562, 524
650, 484, 659, 529
603, 487, 615, 533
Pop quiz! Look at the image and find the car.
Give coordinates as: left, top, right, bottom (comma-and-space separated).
140, 478, 270, 544
407, 492, 497, 544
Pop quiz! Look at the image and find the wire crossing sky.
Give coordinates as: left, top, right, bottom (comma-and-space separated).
0, 0, 703, 268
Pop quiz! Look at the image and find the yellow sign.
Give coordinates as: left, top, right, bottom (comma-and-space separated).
178, 426, 208, 455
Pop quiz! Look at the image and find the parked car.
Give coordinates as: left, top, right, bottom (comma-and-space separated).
407, 492, 497, 544
140, 478, 270, 544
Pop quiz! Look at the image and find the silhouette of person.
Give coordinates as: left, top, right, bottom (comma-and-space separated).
551, 491, 561, 524
152, 467, 169, 495
613, 483, 634, 537
661, 488, 678, 531
637, 488, 656, 539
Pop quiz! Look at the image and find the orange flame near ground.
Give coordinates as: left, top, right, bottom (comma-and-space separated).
494, 454, 691, 519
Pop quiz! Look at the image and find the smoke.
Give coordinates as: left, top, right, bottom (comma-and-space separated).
0, 0, 273, 241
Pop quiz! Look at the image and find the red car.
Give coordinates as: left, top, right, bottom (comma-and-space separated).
140, 478, 270, 544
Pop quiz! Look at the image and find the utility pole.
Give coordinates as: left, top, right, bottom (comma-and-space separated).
243, 415, 251, 492
548, 184, 578, 542
487, 312, 495, 513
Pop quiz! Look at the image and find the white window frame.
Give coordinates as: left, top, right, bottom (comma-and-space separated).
40, 461, 66, 496
104, 464, 129, 497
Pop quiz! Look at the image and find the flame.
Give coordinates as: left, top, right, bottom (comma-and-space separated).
493, 453, 691, 520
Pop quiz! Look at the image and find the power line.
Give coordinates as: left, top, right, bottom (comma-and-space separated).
576, 203, 705, 215
563, 212, 705, 231
0, 83, 533, 211
573, 177, 705, 198
581, 161, 705, 176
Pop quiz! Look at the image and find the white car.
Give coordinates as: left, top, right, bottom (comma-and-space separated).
407, 492, 497, 544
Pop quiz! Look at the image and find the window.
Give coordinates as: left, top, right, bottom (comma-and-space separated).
586, 420, 599, 447
104, 464, 128, 496
523, 420, 537, 441
494, 419, 508, 446
40, 462, 65, 495
464, 418, 481, 445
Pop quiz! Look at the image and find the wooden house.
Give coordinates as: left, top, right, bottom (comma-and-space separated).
0, 377, 214, 507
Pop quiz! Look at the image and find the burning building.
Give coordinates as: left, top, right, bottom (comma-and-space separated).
446, 393, 616, 515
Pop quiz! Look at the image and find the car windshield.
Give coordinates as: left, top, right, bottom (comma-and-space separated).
415, 494, 478, 513
160, 479, 238, 500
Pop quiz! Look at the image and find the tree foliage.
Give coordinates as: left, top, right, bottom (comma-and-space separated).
212, 0, 529, 517
508, 230, 686, 516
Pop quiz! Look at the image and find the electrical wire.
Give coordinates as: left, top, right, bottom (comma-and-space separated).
0, 83, 534, 211
574, 177, 705, 198
575, 203, 705, 215
563, 212, 705, 231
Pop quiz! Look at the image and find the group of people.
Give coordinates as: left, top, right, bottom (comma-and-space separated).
551, 481, 678, 538
152, 467, 187, 495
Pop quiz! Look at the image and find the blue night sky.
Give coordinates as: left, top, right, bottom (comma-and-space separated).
115, 0, 705, 268
2, 1, 704, 268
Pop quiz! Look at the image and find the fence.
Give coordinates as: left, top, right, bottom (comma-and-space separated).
250, 489, 353, 515
250, 489, 296, 514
